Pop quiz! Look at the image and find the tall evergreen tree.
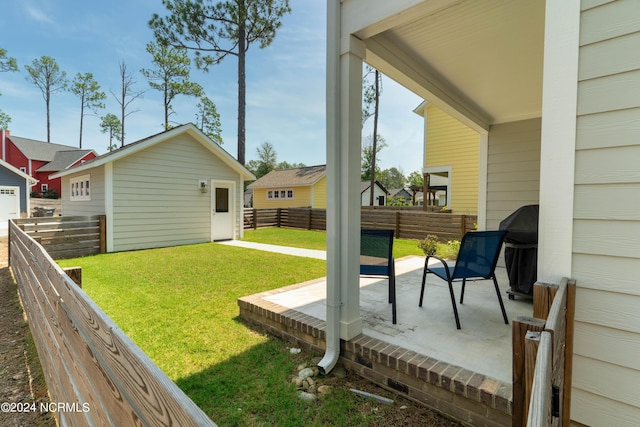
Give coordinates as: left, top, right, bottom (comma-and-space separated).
71, 73, 106, 148
0, 48, 18, 129
100, 113, 122, 152
141, 42, 203, 130
24, 56, 68, 142
150, 0, 291, 165
0, 48, 18, 73
195, 95, 222, 144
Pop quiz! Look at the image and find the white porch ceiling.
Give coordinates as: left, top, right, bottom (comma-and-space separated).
355, 0, 546, 132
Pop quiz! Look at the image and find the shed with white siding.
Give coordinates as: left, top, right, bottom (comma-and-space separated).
51, 123, 255, 252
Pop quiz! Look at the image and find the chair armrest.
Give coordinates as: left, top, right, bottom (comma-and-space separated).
425, 255, 452, 281
425, 254, 448, 267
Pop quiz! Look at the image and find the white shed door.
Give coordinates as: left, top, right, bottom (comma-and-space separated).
211, 181, 235, 241
0, 186, 20, 222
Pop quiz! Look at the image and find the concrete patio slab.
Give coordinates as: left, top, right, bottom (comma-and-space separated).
259, 255, 532, 384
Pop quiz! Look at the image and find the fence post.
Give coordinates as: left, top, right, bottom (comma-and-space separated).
460, 214, 467, 238
563, 279, 577, 427
253, 208, 258, 229
512, 316, 546, 427
307, 208, 312, 230
99, 215, 107, 254
395, 211, 400, 238
277, 208, 281, 227
533, 282, 559, 319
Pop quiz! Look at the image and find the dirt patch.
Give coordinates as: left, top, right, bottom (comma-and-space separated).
0, 238, 55, 426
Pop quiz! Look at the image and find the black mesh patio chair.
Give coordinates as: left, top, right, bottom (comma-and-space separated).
360, 229, 396, 324
419, 230, 509, 329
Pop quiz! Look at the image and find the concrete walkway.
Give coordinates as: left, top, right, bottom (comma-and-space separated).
217, 240, 326, 260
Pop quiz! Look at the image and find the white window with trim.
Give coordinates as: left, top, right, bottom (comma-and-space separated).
267, 188, 293, 200
70, 174, 91, 201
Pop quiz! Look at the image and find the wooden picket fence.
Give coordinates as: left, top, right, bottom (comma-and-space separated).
244, 207, 476, 241
8, 220, 216, 426
12, 215, 106, 259
512, 279, 577, 426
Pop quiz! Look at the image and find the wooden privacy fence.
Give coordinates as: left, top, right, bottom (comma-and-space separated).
12, 215, 106, 259
244, 208, 476, 240
8, 221, 215, 427
512, 278, 577, 427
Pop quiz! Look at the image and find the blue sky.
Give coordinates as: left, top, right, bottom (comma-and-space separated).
0, 0, 425, 174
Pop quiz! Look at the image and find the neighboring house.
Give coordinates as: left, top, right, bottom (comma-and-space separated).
360, 180, 388, 206
387, 188, 412, 204
0, 130, 97, 197
247, 165, 327, 209
244, 188, 253, 208
423, 173, 449, 207
0, 158, 37, 222
414, 101, 479, 214
50, 123, 255, 252
325, 1, 640, 424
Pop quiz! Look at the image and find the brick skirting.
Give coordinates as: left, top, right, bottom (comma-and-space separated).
238, 283, 512, 427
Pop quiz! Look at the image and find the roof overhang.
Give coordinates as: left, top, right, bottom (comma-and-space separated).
0, 158, 38, 185
50, 124, 256, 181
346, 0, 545, 134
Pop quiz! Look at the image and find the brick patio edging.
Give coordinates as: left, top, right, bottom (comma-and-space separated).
238, 283, 512, 427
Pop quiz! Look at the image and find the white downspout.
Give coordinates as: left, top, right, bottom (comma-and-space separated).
318, 0, 341, 375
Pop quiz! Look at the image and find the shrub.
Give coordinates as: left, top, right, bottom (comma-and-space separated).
42, 188, 59, 199
417, 235, 439, 256
439, 240, 460, 259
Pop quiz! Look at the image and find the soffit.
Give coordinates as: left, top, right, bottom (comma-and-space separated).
361, 0, 545, 127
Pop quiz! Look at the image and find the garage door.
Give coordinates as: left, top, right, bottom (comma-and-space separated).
0, 186, 20, 222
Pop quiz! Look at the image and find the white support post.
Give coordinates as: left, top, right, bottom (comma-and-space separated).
538, 0, 580, 283
326, 34, 364, 341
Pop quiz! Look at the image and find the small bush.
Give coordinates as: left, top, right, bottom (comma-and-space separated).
42, 188, 59, 199
417, 235, 439, 256
439, 240, 460, 259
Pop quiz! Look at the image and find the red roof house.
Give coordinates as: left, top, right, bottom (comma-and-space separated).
0, 130, 97, 198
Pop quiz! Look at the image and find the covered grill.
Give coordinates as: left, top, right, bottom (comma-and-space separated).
499, 204, 539, 299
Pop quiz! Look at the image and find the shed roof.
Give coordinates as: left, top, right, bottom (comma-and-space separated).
0, 158, 38, 184
50, 123, 255, 181
247, 165, 326, 189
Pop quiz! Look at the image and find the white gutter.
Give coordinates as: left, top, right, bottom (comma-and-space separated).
317, 0, 341, 376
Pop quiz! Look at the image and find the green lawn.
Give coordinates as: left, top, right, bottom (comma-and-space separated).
57, 239, 456, 426
57, 230, 458, 426
242, 228, 426, 259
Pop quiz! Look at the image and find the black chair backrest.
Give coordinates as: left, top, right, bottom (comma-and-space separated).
452, 230, 507, 279
360, 229, 394, 276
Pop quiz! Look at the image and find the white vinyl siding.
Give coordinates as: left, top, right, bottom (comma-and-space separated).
60, 166, 106, 216
485, 118, 541, 230
111, 133, 240, 252
571, 0, 640, 423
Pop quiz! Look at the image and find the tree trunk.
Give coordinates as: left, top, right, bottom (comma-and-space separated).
79, 95, 84, 148
369, 69, 380, 206
237, 1, 246, 165
46, 89, 51, 143
164, 85, 169, 130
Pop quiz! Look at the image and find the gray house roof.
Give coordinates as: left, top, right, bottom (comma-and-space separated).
8, 136, 89, 162
247, 165, 326, 189
36, 150, 94, 172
